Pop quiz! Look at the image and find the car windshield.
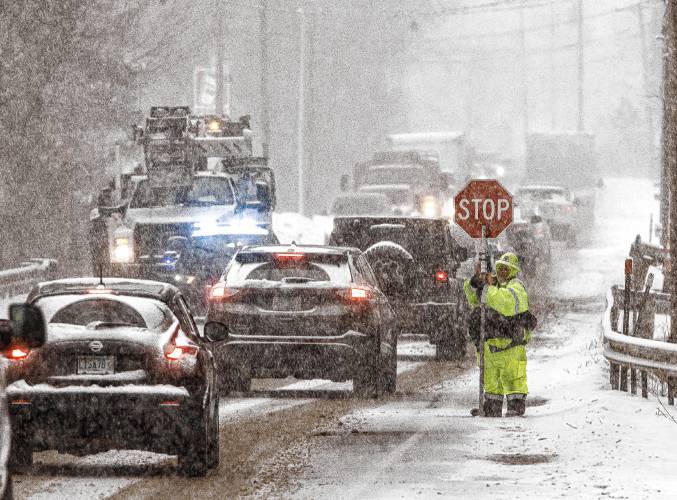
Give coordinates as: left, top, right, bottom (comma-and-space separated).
331, 196, 389, 215
130, 177, 235, 208
358, 186, 411, 205
226, 253, 351, 285
362, 165, 425, 185
519, 188, 567, 202
35, 295, 175, 332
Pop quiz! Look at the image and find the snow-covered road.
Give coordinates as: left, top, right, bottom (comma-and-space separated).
11, 177, 676, 499
286, 177, 677, 499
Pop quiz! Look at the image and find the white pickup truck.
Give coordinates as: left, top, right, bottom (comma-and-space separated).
517, 185, 578, 247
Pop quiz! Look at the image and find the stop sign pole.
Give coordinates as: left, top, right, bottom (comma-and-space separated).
454, 179, 513, 416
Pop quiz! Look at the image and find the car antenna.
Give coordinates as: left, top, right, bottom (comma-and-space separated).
98, 264, 104, 286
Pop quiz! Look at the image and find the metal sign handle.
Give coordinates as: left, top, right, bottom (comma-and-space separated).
478, 225, 487, 416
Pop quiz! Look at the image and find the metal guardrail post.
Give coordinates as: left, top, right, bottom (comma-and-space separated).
641, 371, 648, 398
610, 362, 619, 390
623, 259, 632, 336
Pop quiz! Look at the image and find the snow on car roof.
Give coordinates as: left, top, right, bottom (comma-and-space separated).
238, 244, 355, 255
333, 192, 389, 201
30, 278, 178, 301
518, 185, 567, 192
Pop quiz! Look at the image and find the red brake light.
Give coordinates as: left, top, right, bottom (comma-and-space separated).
6, 347, 29, 360
435, 271, 448, 282
274, 252, 305, 261
86, 288, 113, 294
164, 344, 199, 361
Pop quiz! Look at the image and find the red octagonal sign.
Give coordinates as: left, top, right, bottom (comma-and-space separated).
454, 179, 513, 239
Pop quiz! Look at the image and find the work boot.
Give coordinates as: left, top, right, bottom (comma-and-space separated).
483, 396, 503, 417
506, 395, 526, 416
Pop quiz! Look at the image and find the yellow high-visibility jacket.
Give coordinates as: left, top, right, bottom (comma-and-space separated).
464, 276, 530, 395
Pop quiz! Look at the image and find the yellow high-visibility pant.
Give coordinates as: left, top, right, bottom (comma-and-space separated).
479, 338, 528, 396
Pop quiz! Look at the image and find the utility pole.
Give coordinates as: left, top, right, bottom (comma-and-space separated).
549, 0, 556, 129
214, 6, 226, 116
661, 3, 671, 249
519, 2, 528, 140
637, 3, 655, 178
297, 3, 306, 215
665, 0, 677, 341
576, 0, 584, 132
666, 0, 676, 301
306, 5, 316, 213
259, 0, 271, 157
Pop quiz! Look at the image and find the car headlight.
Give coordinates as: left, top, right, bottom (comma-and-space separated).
421, 196, 440, 218
111, 231, 134, 263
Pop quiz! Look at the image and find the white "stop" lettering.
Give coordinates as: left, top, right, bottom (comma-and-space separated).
457, 198, 510, 221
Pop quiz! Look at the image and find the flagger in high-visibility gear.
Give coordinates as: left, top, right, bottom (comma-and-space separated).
464, 252, 536, 417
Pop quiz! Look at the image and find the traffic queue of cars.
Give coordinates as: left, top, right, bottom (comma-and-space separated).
0, 216, 471, 488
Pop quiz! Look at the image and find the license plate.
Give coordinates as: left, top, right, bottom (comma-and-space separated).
271, 296, 303, 311
77, 356, 115, 375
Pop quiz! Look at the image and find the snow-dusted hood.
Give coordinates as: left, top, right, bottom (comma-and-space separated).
125, 205, 236, 226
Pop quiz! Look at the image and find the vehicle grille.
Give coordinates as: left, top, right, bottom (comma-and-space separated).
134, 223, 193, 258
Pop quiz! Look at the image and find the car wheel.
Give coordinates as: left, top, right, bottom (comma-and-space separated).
178, 405, 209, 477
353, 349, 382, 399
382, 346, 397, 394
207, 392, 220, 469
2, 472, 13, 500
8, 432, 32, 468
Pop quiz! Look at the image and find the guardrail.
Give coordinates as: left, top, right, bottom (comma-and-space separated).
603, 285, 677, 404
0, 259, 58, 300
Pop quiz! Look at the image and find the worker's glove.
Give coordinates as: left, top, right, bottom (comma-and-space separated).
469, 274, 484, 290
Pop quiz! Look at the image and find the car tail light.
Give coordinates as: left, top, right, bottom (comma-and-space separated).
435, 271, 448, 283
338, 287, 371, 302
209, 283, 240, 301
10, 399, 31, 406
350, 287, 369, 300
6, 346, 29, 360
164, 344, 199, 361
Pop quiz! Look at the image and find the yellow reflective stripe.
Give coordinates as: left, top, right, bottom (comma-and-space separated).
507, 287, 520, 315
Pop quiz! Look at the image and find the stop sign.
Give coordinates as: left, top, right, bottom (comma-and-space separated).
454, 179, 513, 238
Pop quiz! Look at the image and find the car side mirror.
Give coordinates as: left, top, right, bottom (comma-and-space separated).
530, 215, 543, 224
98, 203, 127, 218
0, 320, 11, 350
204, 321, 229, 342
255, 183, 272, 211
9, 303, 46, 348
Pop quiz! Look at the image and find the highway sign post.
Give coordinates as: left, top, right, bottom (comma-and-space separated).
454, 179, 513, 416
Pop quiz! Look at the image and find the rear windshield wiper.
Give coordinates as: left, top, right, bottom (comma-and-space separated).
280, 277, 319, 284
86, 321, 139, 330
